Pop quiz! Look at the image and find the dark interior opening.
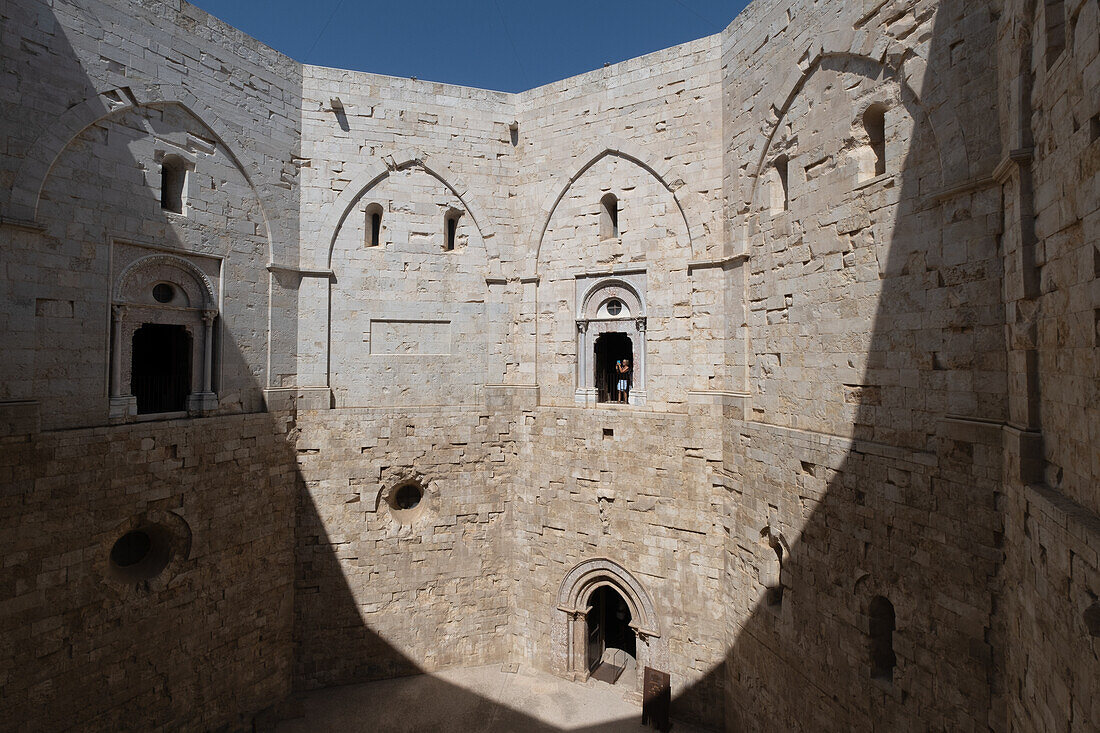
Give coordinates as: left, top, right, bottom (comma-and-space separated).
869, 595, 897, 682
594, 332, 633, 404
370, 211, 382, 246
586, 585, 636, 673
392, 484, 422, 510
132, 323, 192, 414
110, 530, 151, 567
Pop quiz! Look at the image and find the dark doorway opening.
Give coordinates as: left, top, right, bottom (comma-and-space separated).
132, 323, 192, 414
594, 332, 633, 404
586, 585, 637, 683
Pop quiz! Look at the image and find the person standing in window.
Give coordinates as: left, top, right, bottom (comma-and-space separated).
616, 358, 631, 403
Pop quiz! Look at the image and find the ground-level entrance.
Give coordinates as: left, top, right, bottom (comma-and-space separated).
554, 558, 666, 700
586, 585, 638, 683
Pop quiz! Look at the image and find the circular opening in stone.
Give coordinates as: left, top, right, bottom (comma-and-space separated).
107, 524, 173, 583
606, 299, 622, 316
110, 530, 151, 567
392, 483, 423, 510
152, 283, 174, 303
1085, 603, 1100, 638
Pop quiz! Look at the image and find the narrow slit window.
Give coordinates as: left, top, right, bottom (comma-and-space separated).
864, 104, 887, 177
600, 193, 619, 240
1045, 0, 1066, 67
869, 596, 897, 682
444, 210, 462, 251
772, 156, 790, 213
160, 156, 187, 214
365, 203, 383, 247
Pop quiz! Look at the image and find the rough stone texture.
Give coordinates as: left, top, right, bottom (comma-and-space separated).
0, 413, 297, 731
1, 0, 1098, 732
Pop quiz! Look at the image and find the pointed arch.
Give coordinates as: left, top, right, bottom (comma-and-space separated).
746, 45, 971, 208
317, 152, 499, 273
557, 557, 660, 636
529, 141, 703, 274
6, 86, 282, 265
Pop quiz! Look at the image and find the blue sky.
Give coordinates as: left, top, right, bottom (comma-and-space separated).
188, 0, 750, 92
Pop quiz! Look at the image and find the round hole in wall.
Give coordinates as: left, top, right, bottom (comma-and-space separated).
606, 299, 622, 316
108, 524, 173, 583
111, 530, 151, 567
1085, 603, 1100, 637
386, 481, 427, 524
152, 283, 174, 303
392, 483, 423, 510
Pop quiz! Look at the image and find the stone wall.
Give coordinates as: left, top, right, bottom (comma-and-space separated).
0, 412, 297, 731
998, 0, 1100, 730
293, 405, 518, 689
1, 0, 1098, 732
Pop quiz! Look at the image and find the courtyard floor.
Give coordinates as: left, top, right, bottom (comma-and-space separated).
275, 663, 713, 733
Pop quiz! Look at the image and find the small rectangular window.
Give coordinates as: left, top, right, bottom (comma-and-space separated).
160, 157, 187, 214
1045, 0, 1066, 67
444, 211, 461, 251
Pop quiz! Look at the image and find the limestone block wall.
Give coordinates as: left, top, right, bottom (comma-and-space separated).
293, 406, 516, 689
0, 413, 298, 731
513, 36, 726, 389
296, 68, 516, 399
713, 0, 1010, 730
0, 0, 303, 428
508, 406, 728, 728
998, 0, 1100, 730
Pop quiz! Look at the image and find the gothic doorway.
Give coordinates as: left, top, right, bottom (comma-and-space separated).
587, 585, 638, 683
555, 558, 665, 698
594, 332, 633, 403
132, 323, 192, 414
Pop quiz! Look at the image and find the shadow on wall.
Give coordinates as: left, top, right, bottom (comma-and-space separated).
291, 2, 1008, 733
1, 4, 297, 729
2, 1, 1039, 732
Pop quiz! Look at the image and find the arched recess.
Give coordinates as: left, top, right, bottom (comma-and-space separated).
7, 86, 282, 265
115, 254, 218, 310
529, 140, 704, 274
318, 152, 499, 274
553, 558, 666, 696
746, 48, 971, 207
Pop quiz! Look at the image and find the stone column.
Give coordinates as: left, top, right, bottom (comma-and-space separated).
634, 318, 647, 405
575, 320, 588, 404
572, 608, 588, 680
202, 310, 216, 393
110, 305, 125, 397
108, 305, 137, 419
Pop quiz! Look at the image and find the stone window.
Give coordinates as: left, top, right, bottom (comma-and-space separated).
1045, 0, 1066, 67
771, 155, 790, 213
869, 595, 897, 682
863, 104, 887, 178
160, 154, 188, 214
599, 193, 619, 240
365, 203, 384, 247
574, 276, 647, 407
444, 209, 462, 251
132, 323, 192, 414
110, 253, 220, 420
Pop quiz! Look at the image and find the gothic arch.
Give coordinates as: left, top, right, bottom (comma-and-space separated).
6, 86, 281, 264
318, 152, 499, 273
747, 47, 970, 206
529, 140, 702, 273
553, 558, 666, 695
556, 557, 660, 635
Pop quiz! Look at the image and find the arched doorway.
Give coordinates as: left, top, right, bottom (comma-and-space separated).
594, 332, 633, 403
555, 558, 666, 699
587, 585, 638, 682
